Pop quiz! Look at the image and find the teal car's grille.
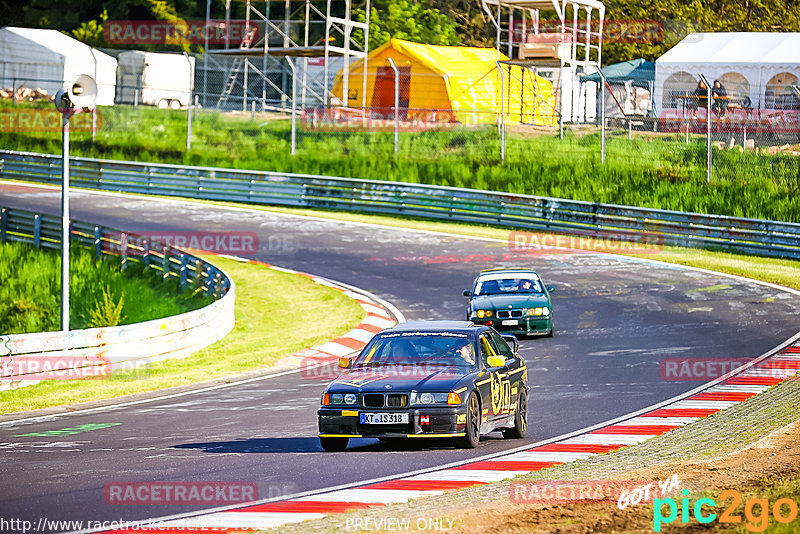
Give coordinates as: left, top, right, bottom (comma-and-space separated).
497, 309, 524, 319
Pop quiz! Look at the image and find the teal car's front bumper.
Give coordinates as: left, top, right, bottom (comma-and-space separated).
471, 316, 552, 336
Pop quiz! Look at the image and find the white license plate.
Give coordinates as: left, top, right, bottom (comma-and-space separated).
502, 319, 519, 326
360, 412, 409, 424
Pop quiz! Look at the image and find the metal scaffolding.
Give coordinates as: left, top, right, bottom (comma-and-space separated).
205, 0, 369, 111
481, 0, 605, 123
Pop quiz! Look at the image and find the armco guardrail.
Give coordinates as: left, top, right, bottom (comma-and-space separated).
2, 149, 800, 259
0, 206, 235, 389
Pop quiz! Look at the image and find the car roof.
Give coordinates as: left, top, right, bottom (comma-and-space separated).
383, 320, 486, 336
479, 268, 539, 275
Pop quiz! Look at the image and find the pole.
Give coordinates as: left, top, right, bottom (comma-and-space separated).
285, 57, 297, 156
387, 58, 399, 155
203, 0, 211, 109
699, 73, 711, 182
185, 52, 194, 151
497, 62, 506, 162
61, 114, 70, 331
595, 63, 606, 164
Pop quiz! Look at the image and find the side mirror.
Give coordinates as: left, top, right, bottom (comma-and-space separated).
463, 289, 471, 297
338, 357, 352, 369
486, 355, 506, 368
501, 334, 519, 354
547, 285, 556, 293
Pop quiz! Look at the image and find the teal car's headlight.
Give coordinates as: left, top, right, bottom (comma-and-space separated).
410, 392, 450, 405
527, 307, 550, 316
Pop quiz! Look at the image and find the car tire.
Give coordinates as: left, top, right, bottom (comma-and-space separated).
157, 99, 169, 109
169, 99, 181, 110
502, 391, 528, 439
455, 392, 481, 449
320, 437, 349, 452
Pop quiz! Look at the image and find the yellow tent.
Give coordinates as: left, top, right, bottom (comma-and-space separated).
331, 38, 557, 126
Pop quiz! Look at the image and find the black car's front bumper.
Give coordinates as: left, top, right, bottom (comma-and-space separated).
318, 406, 467, 438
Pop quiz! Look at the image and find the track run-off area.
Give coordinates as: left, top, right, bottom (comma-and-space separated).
1, 181, 800, 532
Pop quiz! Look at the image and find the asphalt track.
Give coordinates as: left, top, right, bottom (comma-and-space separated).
2, 182, 800, 531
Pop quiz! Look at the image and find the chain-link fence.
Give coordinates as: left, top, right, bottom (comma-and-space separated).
2, 60, 799, 219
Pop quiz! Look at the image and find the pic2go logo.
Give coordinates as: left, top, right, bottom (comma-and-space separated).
654, 489, 799, 532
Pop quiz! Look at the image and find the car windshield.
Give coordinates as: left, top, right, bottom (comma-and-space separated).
352, 333, 478, 371
474, 276, 542, 295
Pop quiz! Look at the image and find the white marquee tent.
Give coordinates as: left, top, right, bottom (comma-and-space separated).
655, 33, 800, 113
0, 27, 117, 106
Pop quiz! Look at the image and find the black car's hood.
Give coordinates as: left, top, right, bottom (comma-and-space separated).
328, 366, 468, 393
471, 293, 549, 309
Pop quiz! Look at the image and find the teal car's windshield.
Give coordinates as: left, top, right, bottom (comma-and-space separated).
352, 333, 478, 370
474, 276, 543, 296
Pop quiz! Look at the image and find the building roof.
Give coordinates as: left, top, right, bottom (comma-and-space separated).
0, 26, 103, 62
656, 32, 800, 66
580, 58, 655, 87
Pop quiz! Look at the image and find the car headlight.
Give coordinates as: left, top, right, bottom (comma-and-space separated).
411, 392, 449, 405
325, 393, 357, 405
528, 307, 550, 316
476, 309, 492, 318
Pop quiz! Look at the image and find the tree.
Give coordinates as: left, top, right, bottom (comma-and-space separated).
355, 0, 460, 50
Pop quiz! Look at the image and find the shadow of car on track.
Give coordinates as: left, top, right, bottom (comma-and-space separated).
172, 434, 509, 454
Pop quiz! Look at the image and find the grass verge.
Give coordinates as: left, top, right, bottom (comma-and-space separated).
0, 241, 212, 333
0, 255, 366, 413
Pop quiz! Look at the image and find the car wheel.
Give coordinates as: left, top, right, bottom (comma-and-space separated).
455, 392, 480, 449
502, 391, 527, 439
157, 99, 169, 109
320, 437, 349, 452
169, 99, 181, 110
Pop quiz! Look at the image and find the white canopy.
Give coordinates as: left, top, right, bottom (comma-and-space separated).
0, 27, 117, 106
654, 32, 800, 112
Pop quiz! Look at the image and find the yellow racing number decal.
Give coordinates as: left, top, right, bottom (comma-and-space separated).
490, 372, 512, 415
456, 414, 467, 424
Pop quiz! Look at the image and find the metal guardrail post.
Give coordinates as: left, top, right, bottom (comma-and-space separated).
143, 239, 151, 267
180, 254, 188, 291
214, 272, 223, 298
163, 246, 171, 278
94, 227, 102, 259
33, 214, 41, 248
0, 208, 6, 243
120, 233, 128, 270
